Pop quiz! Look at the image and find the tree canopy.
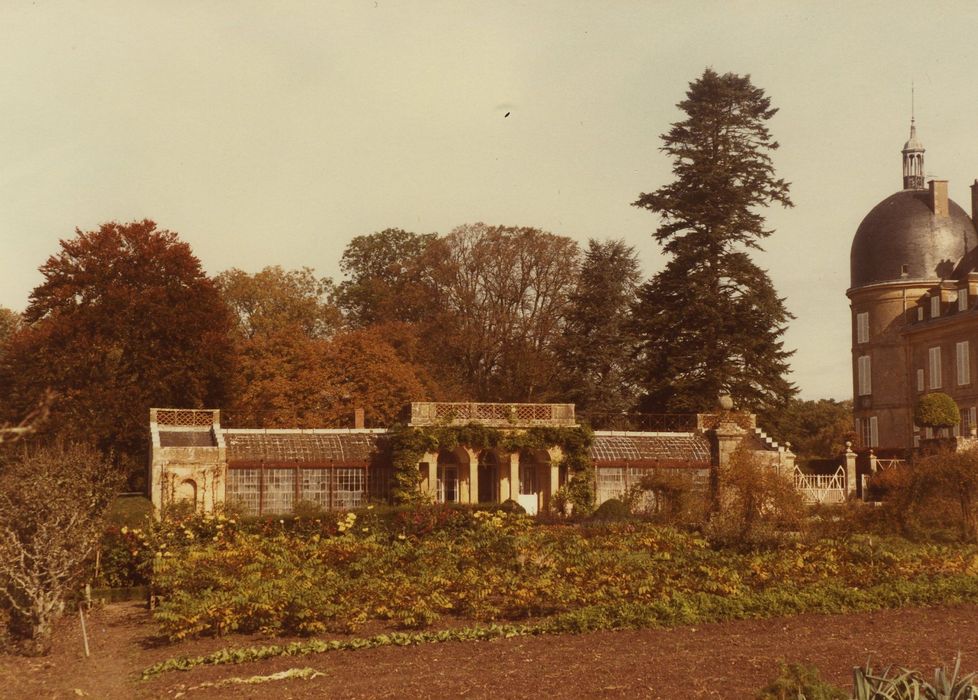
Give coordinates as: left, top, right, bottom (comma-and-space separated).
424, 223, 580, 402
559, 239, 641, 416
226, 327, 428, 428
631, 69, 795, 413
215, 266, 340, 340
0, 220, 235, 474
337, 228, 437, 327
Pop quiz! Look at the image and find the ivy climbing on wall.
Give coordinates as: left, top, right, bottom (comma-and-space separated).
384, 423, 595, 513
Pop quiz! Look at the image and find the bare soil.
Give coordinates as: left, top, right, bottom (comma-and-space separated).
2, 602, 978, 699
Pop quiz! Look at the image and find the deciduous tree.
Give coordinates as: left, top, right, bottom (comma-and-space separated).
215, 266, 340, 340
337, 228, 437, 327
632, 69, 795, 413
0, 221, 235, 473
0, 308, 20, 353
228, 327, 428, 428
425, 224, 579, 401
761, 398, 854, 459
0, 443, 120, 655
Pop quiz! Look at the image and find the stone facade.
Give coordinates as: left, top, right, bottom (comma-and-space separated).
849, 119, 978, 451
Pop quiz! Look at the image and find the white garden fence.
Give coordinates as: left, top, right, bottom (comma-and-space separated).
793, 465, 847, 504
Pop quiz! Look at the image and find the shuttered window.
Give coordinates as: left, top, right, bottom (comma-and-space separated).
856, 312, 869, 344
917, 368, 925, 392
857, 355, 871, 396
960, 288, 969, 312
860, 417, 879, 448
957, 341, 971, 385
930, 347, 942, 389
931, 295, 941, 318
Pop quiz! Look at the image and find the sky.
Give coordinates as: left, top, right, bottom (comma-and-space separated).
3, 1, 978, 401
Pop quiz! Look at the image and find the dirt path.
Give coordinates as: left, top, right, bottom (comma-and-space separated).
2, 602, 978, 699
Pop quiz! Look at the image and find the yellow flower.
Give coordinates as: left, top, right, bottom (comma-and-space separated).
121, 526, 129, 535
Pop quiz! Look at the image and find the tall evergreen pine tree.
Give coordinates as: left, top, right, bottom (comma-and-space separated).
632, 69, 796, 413
560, 239, 641, 416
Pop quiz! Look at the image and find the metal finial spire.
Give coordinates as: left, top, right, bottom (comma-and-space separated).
902, 83, 924, 190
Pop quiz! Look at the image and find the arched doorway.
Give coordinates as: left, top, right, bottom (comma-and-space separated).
478, 450, 499, 503
518, 450, 549, 515
175, 478, 198, 510
436, 450, 462, 503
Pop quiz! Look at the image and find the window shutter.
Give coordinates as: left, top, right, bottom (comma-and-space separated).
958, 341, 971, 385
856, 312, 869, 344
930, 347, 942, 389
869, 416, 878, 448
917, 368, 925, 392
932, 295, 941, 318
960, 288, 969, 312
858, 356, 871, 396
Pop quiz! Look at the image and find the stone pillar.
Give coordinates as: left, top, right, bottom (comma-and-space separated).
426, 457, 438, 500
708, 410, 748, 512
844, 441, 857, 499
546, 447, 562, 512
466, 448, 479, 504
509, 453, 520, 501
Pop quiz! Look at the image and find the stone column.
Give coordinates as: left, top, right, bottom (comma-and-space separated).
466, 448, 479, 504
844, 441, 857, 499
509, 452, 520, 501
546, 447, 562, 512
425, 455, 438, 500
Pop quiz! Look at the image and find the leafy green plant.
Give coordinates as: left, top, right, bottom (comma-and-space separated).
756, 662, 847, 700
853, 655, 978, 700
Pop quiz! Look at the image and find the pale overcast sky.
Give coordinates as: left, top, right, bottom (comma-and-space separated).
3, 1, 978, 401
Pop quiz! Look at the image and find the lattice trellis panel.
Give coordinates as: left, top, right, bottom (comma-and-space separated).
156, 409, 216, 427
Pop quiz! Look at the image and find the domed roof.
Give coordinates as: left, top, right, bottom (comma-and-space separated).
850, 189, 977, 288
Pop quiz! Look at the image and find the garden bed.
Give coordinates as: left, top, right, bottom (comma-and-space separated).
4, 601, 978, 699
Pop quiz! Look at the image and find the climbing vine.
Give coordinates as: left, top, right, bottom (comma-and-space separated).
384, 423, 594, 512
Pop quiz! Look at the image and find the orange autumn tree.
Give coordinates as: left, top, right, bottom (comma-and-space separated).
217, 267, 428, 427
227, 327, 427, 428
0, 221, 235, 475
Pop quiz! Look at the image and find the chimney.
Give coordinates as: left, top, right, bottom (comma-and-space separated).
929, 179, 949, 218
354, 407, 365, 430
971, 179, 978, 225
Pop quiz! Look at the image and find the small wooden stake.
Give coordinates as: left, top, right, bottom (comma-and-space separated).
78, 604, 90, 658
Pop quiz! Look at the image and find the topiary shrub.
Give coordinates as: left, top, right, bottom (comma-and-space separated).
914, 392, 960, 432
499, 499, 526, 515
591, 498, 631, 522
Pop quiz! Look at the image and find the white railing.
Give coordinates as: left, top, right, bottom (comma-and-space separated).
794, 465, 847, 504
